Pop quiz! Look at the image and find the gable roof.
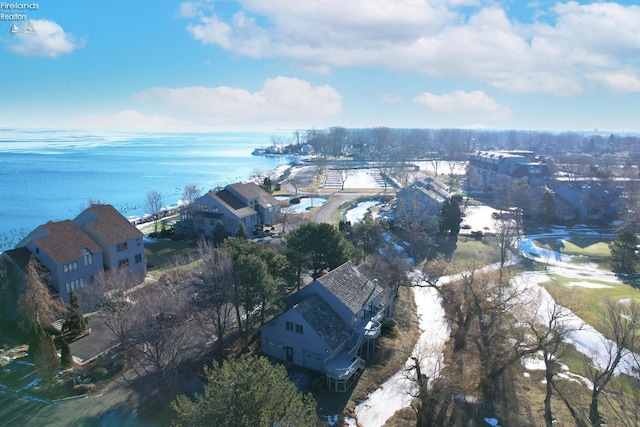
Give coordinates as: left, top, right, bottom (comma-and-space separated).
316, 261, 387, 315
209, 190, 256, 217
35, 220, 102, 264
76, 204, 143, 245
294, 294, 352, 350
227, 182, 280, 209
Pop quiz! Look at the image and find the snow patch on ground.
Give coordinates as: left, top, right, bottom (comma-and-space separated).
344, 200, 381, 224
353, 272, 449, 427
565, 281, 612, 289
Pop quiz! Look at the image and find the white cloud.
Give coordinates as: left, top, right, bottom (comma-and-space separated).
132, 76, 343, 126
413, 90, 511, 120
72, 110, 192, 130
585, 72, 640, 94
6, 19, 84, 58
179, 0, 640, 96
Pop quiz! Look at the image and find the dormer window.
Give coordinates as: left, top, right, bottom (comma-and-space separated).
81, 248, 93, 265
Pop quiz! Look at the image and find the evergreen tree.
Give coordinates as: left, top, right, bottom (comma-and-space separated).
60, 338, 73, 368
28, 323, 59, 382
235, 222, 248, 239
172, 356, 316, 427
439, 196, 462, 236
285, 222, 356, 278
63, 291, 87, 337
540, 189, 556, 224
213, 220, 227, 246
610, 229, 639, 272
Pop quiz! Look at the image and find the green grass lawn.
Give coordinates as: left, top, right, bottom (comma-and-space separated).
542, 274, 640, 337
533, 237, 611, 258
144, 239, 198, 273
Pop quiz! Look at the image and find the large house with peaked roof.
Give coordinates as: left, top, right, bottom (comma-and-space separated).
181, 182, 281, 239
74, 204, 146, 279
14, 204, 145, 301
260, 261, 395, 392
17, 220, 105, 301
468, 150, 552, 188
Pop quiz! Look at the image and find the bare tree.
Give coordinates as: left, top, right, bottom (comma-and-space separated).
405, 340, 449, 427
465, 164, 483, 203
521, 287, 584, 427
336, 168, 349, 190
492, 219, 518, 284
191, 240, 235, 357
181, 184, 200, 209
88, 269, 140, 348
586, 299, 640, 427
129, 288, 194, 389
17, 258, 65, 328
145, 190, 164, 234
394, 193, 439, 257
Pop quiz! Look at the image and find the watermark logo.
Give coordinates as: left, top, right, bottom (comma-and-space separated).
2, 2, 39, 33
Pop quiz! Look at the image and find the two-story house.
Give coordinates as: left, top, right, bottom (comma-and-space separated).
183, 182, 281, 239
260, 261, 395, 392
468, 150, 552, 189
73, 204, 146, 281
17, 220, 105, 301
226, 182, 281, 227
16, 204, 145, 301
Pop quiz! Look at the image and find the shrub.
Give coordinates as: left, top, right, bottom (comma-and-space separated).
73, 383, 95, 393
290, 197, 301, 205
114, 359, 127, 373
93, 367, 108, 379
381, 319, 397, 338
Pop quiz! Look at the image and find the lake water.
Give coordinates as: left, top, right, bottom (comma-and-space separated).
0, 129, 294, 250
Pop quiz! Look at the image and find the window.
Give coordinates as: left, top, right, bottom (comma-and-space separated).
116, 242, 128, 252
286, 321, 303, 334
63, 261, 78, 273
118, 258, 129, 269
199, 204, 208, 211
81, 248, 93, 266
136, 237, 141, 247
65, 278, 84, 292
227, 219, 235, 226
135, 254, 142, 264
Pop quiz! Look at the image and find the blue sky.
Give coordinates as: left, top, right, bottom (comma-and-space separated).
1, 0, 639, 132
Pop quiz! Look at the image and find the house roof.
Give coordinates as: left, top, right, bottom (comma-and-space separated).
294, 294, 352, 350
2, 247, 34, 271
227, 182, 280, 210
316, 261, 387, 315
35, 220, 103, 264
207, 190, 257, 218
77, 204, 143, 245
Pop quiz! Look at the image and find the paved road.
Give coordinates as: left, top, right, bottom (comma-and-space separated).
310, 191, 394, 226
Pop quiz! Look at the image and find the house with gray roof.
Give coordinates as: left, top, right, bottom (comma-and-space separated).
468, 150, 552, 188
260, 261, 395, 392
182, 182, 281, 239
226, 182, 281, 226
